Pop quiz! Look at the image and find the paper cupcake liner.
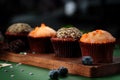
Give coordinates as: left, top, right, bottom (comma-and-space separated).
28, 37, 54, 53
51, 38, 81, 58
80, 42, 115, 63
5, 32, 28, 41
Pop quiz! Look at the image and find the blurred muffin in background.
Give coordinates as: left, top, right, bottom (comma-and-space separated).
5, 23, 33, 51
0, 31, 4, 50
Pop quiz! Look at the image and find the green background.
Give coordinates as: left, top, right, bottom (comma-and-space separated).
0, 46, 120, 80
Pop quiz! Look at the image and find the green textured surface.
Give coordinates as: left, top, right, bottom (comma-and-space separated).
0, 46, 120, 80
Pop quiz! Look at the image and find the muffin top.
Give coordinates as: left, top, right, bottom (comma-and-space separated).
80, 29, 116, 43
56, 27, 82, 40
6, 23, 32, 34
28, 24, 56, 38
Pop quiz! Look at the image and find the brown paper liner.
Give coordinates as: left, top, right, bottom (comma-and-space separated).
5, 32, 28, 41
28, 37, 54, 53
51, 38, 81, 58
80, 42, 115, 63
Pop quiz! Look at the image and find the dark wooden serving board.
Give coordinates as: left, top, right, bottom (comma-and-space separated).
0, 51, 120, 77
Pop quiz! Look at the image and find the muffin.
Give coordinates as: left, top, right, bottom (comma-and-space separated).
0, 31, 4, 50
80, 29, 116, 63
8, 39, 26, 53
5, 23, 32, 50
51, 27, 83, 58
28, 23, 56, 53
0, 31, 4, 43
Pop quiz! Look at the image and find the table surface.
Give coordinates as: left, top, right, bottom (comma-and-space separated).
0, 46, 120, 80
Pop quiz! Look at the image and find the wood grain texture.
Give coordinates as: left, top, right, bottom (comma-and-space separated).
0, 51, 120, 77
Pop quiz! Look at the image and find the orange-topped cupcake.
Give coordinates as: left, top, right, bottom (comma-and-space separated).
80, 29, 116, 63
80, 29, 115, 44
28, 23, 56, 53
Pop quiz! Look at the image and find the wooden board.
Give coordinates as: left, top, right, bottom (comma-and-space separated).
0, 51, 120, 77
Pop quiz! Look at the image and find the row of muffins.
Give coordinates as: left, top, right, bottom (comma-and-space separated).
4, 23, 116, 64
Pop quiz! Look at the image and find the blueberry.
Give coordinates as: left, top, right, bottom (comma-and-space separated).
49, 69, 59, 80
58, 67, 68, 76
82, 56, 93, 65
